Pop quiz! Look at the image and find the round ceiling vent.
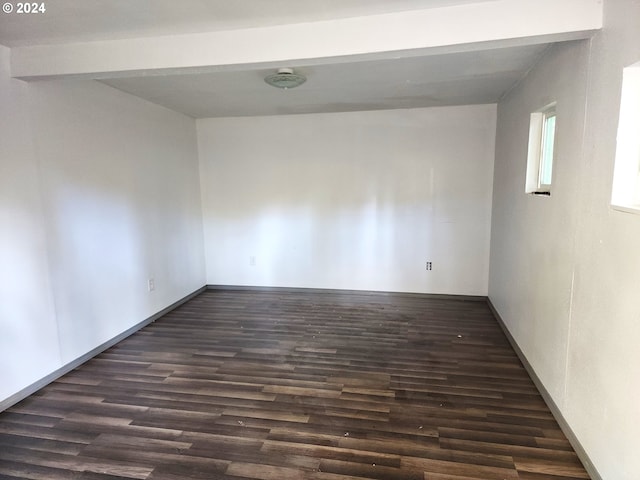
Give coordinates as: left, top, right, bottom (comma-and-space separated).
264, 68, 307, 89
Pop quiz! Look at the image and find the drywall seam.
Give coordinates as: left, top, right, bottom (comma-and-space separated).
564, 36, 594, 411
25, 79, 64, 370
564, 270, 576, 411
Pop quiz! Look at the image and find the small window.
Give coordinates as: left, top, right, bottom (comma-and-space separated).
611, 61, 640, 214
526, 104, 557, 195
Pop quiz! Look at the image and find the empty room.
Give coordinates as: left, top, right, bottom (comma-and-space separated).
0, 1, 638, 479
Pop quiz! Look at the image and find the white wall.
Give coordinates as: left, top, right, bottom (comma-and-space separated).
489, 0, 640, 478
198, 106, 496, 295
0, 47, 206, 404
0, 45, 60, 402
490, 40, 590, 405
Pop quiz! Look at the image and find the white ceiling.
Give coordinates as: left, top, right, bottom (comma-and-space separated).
1, 0, 596, 118
101, 45, 549, 118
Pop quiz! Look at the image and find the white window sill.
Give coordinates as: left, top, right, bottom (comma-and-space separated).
611, 204, 640, 215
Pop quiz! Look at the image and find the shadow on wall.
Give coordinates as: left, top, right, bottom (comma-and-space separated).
199, 106, 495, 294
46, 181, 148, 362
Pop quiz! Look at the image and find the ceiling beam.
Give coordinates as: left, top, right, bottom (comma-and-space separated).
10, 0, 602, 80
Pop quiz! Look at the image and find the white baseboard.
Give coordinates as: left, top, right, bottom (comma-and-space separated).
207, 284, 487, 302
0, 286, 206, 412
487, 298, 602, 480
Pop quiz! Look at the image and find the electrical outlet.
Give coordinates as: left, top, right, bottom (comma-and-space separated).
249, 256, 256, 266
148, 277, 155, 292
426, 261, 432, 271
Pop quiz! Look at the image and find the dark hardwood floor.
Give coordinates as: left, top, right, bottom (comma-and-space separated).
0, 289, 590, 479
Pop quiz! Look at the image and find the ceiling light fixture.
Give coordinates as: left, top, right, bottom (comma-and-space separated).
264, 68, 307, 89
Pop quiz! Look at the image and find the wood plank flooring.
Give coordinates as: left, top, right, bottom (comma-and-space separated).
0, 289, 590, 479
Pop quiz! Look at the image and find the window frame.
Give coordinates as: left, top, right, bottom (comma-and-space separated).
525, 103, 557, 196
611, 61, 640, 215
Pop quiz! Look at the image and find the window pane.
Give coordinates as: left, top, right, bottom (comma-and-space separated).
611, 62, 640, 212
540, 114, 555, 186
